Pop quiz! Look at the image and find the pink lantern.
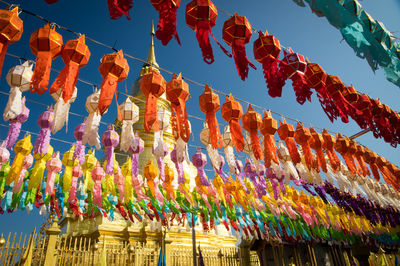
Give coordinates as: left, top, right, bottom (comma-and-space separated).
33, 106, 54, 155
91, 162, 105, 208
12, 153, 33, 194
0, 142, 10, 167
68, 164, 83, 205
45, 152, 62, 196
101, 125, 119, 175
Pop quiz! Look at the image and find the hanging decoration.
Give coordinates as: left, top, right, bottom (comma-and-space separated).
242, 105, 263, 160
322, 129, 340, 172
140, 68, 166, 133
192, 148, 210, 186
62, 145, 79, 194
72, 121, 86, 165
309, 128, 327, 173
12, 153, 32, 196
91, 162, 105, 208
0, 142, 10, 169
143, 160, 164, 205
4, 97, 29, 149
50, 35, 90, 102
170, 147, 184, 184
151, 0, 181, 45
29, 144, 53, 192
294, 123, 313, 170
50, 86, 77, 134
102, 125, 119, 175
107, 0, 133, 20
166, 73, 190, 142
82, 90, 102, 149
222, 127, 238, 175
29, 24, 63, 95
260, 111, 279, 168
44, 151, 61, 196
3, 61, 33, 121
277, 119, 300, 165
0, 7, 23, 78
185, 0, 231, 64
199, 124, 222, 177
33, 106, 54, 156
6, 134, 32, 186
98, 50, 129, 116
221, 94, 244, 152
199, 85, 222, 149
222, 13, 256, 80
253, 30, 286, 98
119, 97, 139, 152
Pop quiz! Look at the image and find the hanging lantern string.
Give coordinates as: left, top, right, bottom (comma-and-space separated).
0, 2, 339, 136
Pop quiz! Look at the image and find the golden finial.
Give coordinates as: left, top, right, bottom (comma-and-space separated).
140, 20, 159, 76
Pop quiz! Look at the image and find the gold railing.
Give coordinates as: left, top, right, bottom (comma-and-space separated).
0, 231, 260, 266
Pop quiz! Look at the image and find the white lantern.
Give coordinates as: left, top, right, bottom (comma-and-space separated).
119, 97, 139, 152
51, 87, 78, 134
82, 90, 102, 149
222, 127, 237, 175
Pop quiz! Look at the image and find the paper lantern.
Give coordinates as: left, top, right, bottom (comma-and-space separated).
119, 97, 139, 152
222, 13, 256, 81
260, 110, 278, 167
280, 48, 311, 104
185, 0, 231, 64
45, 151, 62, 196
98, 50, 129, 116
107, 0, 133, 20
128, 132, 144, 178
0, 7, 23, 77
29, 145, 53, 191
102, 125, 119, 175
67, 164, 83, 206
166, 73, 190, 142
143, 160, 165, 205
242, 105, 263, 160
253, 30, 286, 98
334, 134, 358, 176
322, 129, 340, 172
151, 0, 181, 45
91, 162, 105, 208
0, 142, 9, 167
62, 145, 79, 193
222, 127, 238, 175
192, 148, 210, 186
355, 144, 370, 177
71, 121, 85, 165
33, 106, 54, 156
221, 94, 244, 152
7, 134, 32, 186
50, 35, 90, 102
50, 86, 77, 134
12, 153, 33, 195
140, 68, 166, 132
294, 123, 313, 170
363, 148, 380, 181
29, 24, 63, 95
82, 90, 102, 149
4, 97, 29, 149
3, 61, 33, 121
277, 119, 300, 165
199, 85, 222, 149
309, 128, 327, 173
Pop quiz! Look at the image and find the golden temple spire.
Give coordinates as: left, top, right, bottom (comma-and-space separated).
140, 20, 159, 76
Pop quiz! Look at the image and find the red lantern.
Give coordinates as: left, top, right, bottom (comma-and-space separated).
253, 30, 286, 98
107, 0, 133, 20
140, 68, 166, 133
242, 105, 263, 160
294, 123, 313, 171
166, 73, 190, 142
185, 0, 231, 64
277, 119, 300, 165
309, 128, 327, 173
98, 50, 129, 116
50, 35, 91, 102
322, 129, 340, 172
29, 23, 63, 95
199, 85, 222, 149
221, 94, 245, 152
279, 48, 311, 105
222, 13, 256, 81
260, 110, 278, 167
151, 0, 181, 45
0, 7, 23, 77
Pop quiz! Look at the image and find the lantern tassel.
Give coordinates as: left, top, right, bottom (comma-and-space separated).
144, 93, 159, 133
205, 111, 222, 149
51, 97, 72, 134
262, 60, 286, 98
50, 62, 79, 103
284, 138, 301, 165
316, 89, 340, 123
176, 98, 191, 142
105, 146, 115, 176
3, 86, 22, 121
232, 39, 256, 81
5, 120, 22, 149
301, 143, 314, 171
325, 150, 340, 172
63, 166, 73, 193
82, 112, 101, 150
355, 154, 370, 177
263, 134, 278, 168
249, 130, 263, 160
291, 73, 312, 105
107, 0, 133, 20
30, 51, 53, 95
7, 153, 25, 186
33, 127, 51, 155
229, 120, 245, 152
45, 171, 57, 195
93, 180, 102, 208
196, 21, 214, 64
154, 1, 181, 46
98, 75, 118, 116
73, 140, 85, 165
315, 148, 327, 173
0, 41, 9, 78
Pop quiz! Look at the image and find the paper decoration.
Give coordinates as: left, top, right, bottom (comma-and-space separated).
192, 148, 210, 186
107, 0, 133, 20
102, 125, 119, 175
7, 135, 32, 186
151, 0, 181, 45
221, 94, 245, 152
33, 106, 54, 156
50, 86, 77, 134
119, 97, 139, 152
72, 121, 86, 165
242, 105, 263, 160
82, 90, 102, 149
44, 151, 62, 196
199, 85, 222, 149
4, 97, 29, 149
29, 145, 53, 191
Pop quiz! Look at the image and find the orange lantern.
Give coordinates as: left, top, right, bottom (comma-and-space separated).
222, 13, 256, 81
185, 0, 231, 64
355, 144, 370, 177
363, 148, 380, 181
348, 140, 363, 176
334, 134, 357, 176
98, 50, 129, 116
166, 73, 190, 142
242, 105, 263, 160
199, 85, 222, 149
322, 129, 340, 172
50, 35, 91, 102
0, 7, 23, 77
221, 94, 245, 152
294, 123, 313, 170
376, 155, 398, 189
277, 119, 300, 165
309, 128, 327, 173
151, 0, 181, 45
253, 30, 286, 98
29, 23, 63, 95
140, 68, 166, 133
260, 110, 278, 167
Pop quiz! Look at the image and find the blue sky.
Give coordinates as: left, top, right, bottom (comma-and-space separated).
0, 0, 398, 233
